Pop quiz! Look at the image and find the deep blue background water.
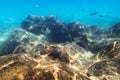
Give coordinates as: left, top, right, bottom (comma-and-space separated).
0, 0, 120, 40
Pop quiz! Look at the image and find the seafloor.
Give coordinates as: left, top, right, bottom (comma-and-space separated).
0, 15, 120, 80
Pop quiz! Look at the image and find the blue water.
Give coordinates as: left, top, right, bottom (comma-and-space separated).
0, 0, 120, 41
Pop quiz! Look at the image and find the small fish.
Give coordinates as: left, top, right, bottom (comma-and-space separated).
98, 14, 104, 18
90, 11, 99, 16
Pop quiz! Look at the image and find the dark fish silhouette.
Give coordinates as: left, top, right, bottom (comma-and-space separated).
90, 11, 99, 16
98, 14, 104, 18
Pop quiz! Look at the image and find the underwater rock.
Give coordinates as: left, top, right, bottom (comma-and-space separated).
67, 22, 86, 40
66, 22, 105, 53
12, 40, 45, 55
21, 15, 46, 35
97, 42, 120, 61
1, 15, 120, 80
0, 52, 90, 80
87, 60, 120, 80
63, 42, 94, 61
83, 25, 120, 53
75, 35, 90, 50
86, 25, 104, 38
21, 15, 106, 50
67, 22, 92, 50
87, 42, 120, 80
45, 16, 69, 43
0, 28, 40, 56
40, 44, 70, 63
1, 15, 117, 55
21, 15, 70, 43
12, 45, 27, 54
109, 22, 120, 37
0, 39, 94, 80
89, 42, 105, 53
45, 15, 57, 23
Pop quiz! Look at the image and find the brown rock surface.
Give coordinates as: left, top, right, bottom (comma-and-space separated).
0, 44, 91, 80
1, 15, 120, 80
97, 42, 120, 61
87, 42, 120, 80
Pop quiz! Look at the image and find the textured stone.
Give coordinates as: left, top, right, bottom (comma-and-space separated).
87, 60, 120, 80
0, 28, 41, 56
40, 44, 70, 63
0, 53, 90, 80
21, 15, 70, 43
109, 23, 120, 37
97, 42, 120, 60
87, 42, 120, 80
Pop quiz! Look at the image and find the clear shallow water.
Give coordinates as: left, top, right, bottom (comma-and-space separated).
0, 0, 120, 42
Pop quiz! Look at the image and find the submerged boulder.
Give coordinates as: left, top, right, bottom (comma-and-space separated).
67, 22, 92, 50
108, 22, 120, 37
67, 22, 86, 40
45, 16, 70, 43
40, 44, 70, 63
87, 60, 120, 80
21, 15, 70, 43
0, 35, 94, 80
1, 15, 120, 80
86, 25, 104, 38
0, 28, 41, 56
97, 42, 120, 60
87, 42, 120, 80
0, 47, 91, 80
21, 15, 46, 35
21, 15, 104, 51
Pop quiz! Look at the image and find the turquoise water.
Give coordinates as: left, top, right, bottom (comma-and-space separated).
0, 0, 120, 41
